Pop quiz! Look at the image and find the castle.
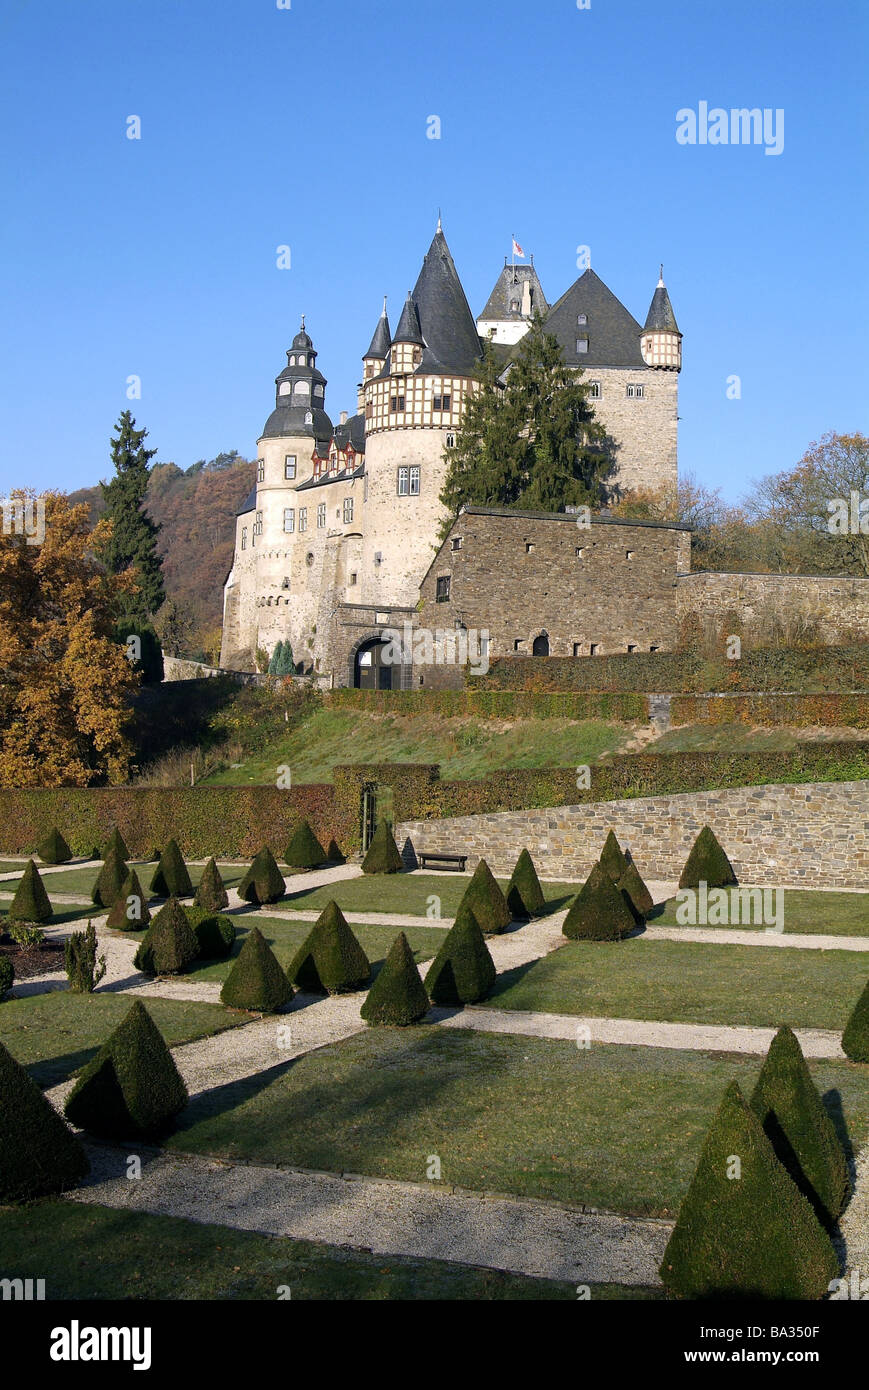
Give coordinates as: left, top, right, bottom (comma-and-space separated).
219, 222, 869, 686
220, 222, 690, 683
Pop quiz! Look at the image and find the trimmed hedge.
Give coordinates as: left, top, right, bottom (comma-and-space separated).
238, 847, 286, 905
193, 857, 229, 912
284, 820, 328, 870
64, 1000, 188, 1140
287, 901, 371, 995
220, 926, 292, 1012
842, 978, 869, 1063
360, 932, 429, 1026
424, 904, 496, 1005
327, 688, 647, 721
134, 897, 199, 975
149, 839, 193, 898
659, 1081, 838, 1299
749, 1026, 849, 1229
37, 827, 71, 864
599, 830, 629, 882
506, 849, 545, 920
563, 862, 637, 941
0, 1040, 89, 1201
361, 820, 404, 874
679, 825, 738, 890
617, 860, 654, 918
103, 826, 130, 861
458, 858, 511, 935
105, 869, 150, 930
187, 906, 235, 960
671, 692, 869, 728
8, 859, 53, 923
91, 849, 127, 909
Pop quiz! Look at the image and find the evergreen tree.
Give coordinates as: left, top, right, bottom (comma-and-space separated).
220, 926, 292, 1011
361, 932, 429, 1026
425, 903, 496, 1006
64, 1000, 187, 1140
439, 338, 527, 523
9, 859, 53, 924
506, 847, 546, 920
99, 410, 165, 621
0, 1040, 89, 1201
193, 857, 229, 912
268, 641, 284, 676
276, 640, 295, 676
37, 827, 72, 865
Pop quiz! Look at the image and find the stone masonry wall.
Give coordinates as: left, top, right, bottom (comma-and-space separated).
677, 570, 869, 642
589, 365, 679, 496
396, 780, 869, 888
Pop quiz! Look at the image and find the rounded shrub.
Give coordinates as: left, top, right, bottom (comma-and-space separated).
842, 977, 869, 1063
133, 897, 200, 975
8, 859, 53, 924
187, 906, 236, 960
599, 830, 629, 883
105, 869, 151, 931
64, 1000, 188, 1140
0, 956, 13, 1001
220, 926, 293, 1012
562, 862, 636, 941
149, 839, 193, 898
458, 858, 511, 935
0, 1040, 89, 1201
287, 901, 371, 994
193, 857, 229, 912
91, 848, 128, 909
37, 827, 72, 865
238, 847, 286, 905
361, 820, 404, 875
617, 860, 654, 920
424, 904, 496, 1006
749, 1026, 849, 1229
505, 848, 545, 920
360, 932, 429, 1026
284, 820, 328, 871
679, 824, 738, 890
659, 1081, 838, 1299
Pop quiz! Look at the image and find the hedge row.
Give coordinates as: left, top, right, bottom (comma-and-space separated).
325, 689, 647, 721
1, 745, 865, 858
671, 693, 869, 728
474, 645, 869, 695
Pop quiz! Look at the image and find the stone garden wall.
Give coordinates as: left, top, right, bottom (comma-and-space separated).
397, 780, 869, 888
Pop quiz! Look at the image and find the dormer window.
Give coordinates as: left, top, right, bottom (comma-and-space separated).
577, 314, 587, 325
576, 338, 589, 354
510, 299, 520, 312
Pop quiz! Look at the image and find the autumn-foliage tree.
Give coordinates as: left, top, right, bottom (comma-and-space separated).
0, 493, 137, 786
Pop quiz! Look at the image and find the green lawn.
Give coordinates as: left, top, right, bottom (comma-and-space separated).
487, 937, 869, 1030
0, 992, 249, 1088
166, 1029, 869, 1218
281, 872, 580, 918
0, 860, 28, 875
201, 709, 631, 785
1, 861, 250, 900
649, 889, 869, 936
171, 915, 449, 984
0, 1201, 650, 1300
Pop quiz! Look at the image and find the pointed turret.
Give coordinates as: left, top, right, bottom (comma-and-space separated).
640, 268, 682, 370
390, 291, 425, 375
364, 298, 392, 361
393, 291, 424, 344
410, 224, 482, 375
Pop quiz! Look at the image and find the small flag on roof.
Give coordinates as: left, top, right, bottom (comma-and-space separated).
512, 236, 525, 258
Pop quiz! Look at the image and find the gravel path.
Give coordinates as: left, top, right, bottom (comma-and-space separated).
66, 1143, 670, 1288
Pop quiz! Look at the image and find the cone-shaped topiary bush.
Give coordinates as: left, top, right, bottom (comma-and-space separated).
37, 827, 72, 865
65, 921, 106, 993
102, 826, 130, 862
8, 859, 53, 924
361, 932, 429, 1026
193, 856, 229, 912
91, 848, 128, 908
64, 1000, 188, 1140
361, 820, 404, 874
220, 926, 293, 1011
425, 903, 496, 1006
679, 824, 738, 890
659, 1081, 838, 1299
187, 906, 235, 960
238, 846, 286, 905
505, 849, 546, 921
284, 820, 328, 871
0, 956, 13, 1001
458, 858, 511, 935
749, 1026, 849, 1229
617, 860, 654, 920
842, 977, 869, 1063
326, 838, 346, 865
106, 869, 151, 931
133, 897, 200, 975
0, 1039, 89, 1200
600, 830, 629, 883
287, 901, 371, 994
562, 862, 636, 941
149, 838, 193, 898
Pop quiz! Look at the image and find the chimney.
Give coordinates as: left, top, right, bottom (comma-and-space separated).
340, 410, 347, 425
521, 278, 532, 317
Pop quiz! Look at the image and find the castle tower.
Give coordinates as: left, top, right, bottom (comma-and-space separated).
640, 269, 682, 370
476, 257, 548, 344
359, 222, 483, 608
357, 299, 391, 413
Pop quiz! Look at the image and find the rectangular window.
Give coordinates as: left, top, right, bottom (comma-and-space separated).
451, 536, 462, 551
255, 511, 263, 534
576, 338, 589, 354
572, 643, 582, 656
433, 393, 451, 411
343, 497, 354, 523
589, 643, 599, 656
349, 572, 357, 586
589, 380, 601, 399
626, 383, 645, 398
299, 508, 307, 532
365, 401, 373, 419
390, 394, 405, 412
317, 503, 326, 528
397, 466, 409, 496
257, 460, 265, 482
409, 465, 420, 496
284, 455, 296, 480
283, 508, 294, 533
241, 527, 247, 551
435, 576, 451, 602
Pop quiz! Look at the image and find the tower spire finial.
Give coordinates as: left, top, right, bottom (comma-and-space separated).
300, 312, 306, 330
658, 264, 664, 287
381, 294, 387, 316
437, 208, 442, 232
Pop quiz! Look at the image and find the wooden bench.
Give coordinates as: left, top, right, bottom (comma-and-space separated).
418, 851, 468, 873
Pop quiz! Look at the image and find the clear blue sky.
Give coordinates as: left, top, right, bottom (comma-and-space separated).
1, 0, 866, 501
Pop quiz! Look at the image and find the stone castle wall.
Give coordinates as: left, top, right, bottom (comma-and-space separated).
587, 366, 679, 496
396, 779, 869, 888
677, 570, 869, 642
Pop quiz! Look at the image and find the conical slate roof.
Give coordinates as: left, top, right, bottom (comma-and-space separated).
544, 268, 645, 368
644, 276, 680, 333
393, 291, 424, 346
365, 301, 391, 359
409, 228, 483, 375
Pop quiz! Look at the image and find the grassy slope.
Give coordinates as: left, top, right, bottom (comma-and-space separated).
166, 1029, 869, 1217
650, 889, 869, 935
0, 992, 249, 1087
488, 937, 869, 1029
0, 1201, 652, 1300
201, 710, 632, 785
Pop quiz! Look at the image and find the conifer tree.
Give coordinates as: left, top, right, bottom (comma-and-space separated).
276, 640, 295, 676
439, 338, 527, 523
360, 820, 404, 875
149, 838, 192, 898
102, 826, 130, 862
506, 848, 546, 920
98, 411, 165, 621
238, 846, 286, 904
284, 821, 327, 871
457, 858, 511, 934
599, 830, 629, 883
679, 824, 738, 890
133, 897, 199, 975
268, 641, 285, 676
562, 861, 636, 941
842, 977, 869, 1062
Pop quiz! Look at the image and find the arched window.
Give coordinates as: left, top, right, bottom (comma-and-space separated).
293, 379, 310, 396
532, 633, 550, 657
